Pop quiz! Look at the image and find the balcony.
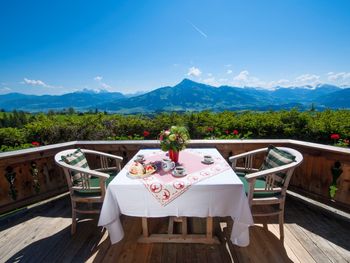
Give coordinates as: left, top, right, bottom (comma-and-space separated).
1, 140, 350, 262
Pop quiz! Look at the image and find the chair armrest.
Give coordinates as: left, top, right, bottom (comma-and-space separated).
57, 161, 110, 179
82, 149, 123, 163
244, 162, 297, 182
228, 147, 268, 163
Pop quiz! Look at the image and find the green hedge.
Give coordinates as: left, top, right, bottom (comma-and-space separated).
0, 109, 349, 152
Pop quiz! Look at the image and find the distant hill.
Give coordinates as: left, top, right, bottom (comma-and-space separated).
318, 88, 350, 108
100, 79, 347, 113
0, 79, 349, 112
0, 90, 125, 111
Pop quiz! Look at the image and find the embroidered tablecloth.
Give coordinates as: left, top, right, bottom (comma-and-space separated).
98, 148, 254, 247
123, 149, 231, 206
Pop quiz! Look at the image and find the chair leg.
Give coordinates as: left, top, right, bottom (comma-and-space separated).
71, 204, 77, 235
278, 212, 284, 241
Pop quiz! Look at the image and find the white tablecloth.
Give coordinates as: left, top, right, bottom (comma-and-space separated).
98, 148, 254, 247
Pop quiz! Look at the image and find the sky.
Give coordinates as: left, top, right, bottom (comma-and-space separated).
0, 0, 350, 95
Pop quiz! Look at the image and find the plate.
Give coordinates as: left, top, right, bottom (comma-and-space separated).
126, 172, 153, 179
127, 163, 157, 179
171, 170, 187, 178
201, 160, 214, 165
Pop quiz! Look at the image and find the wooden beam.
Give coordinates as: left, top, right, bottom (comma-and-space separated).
137, 234, 220, 244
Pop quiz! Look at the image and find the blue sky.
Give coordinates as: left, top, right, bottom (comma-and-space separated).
0, 0, 350, 95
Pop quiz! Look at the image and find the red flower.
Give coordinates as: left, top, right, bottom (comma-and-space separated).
207, 127, 214, 132
31, 141, 40, 147
143, 130, 150, 137
330, 134, 340, 140
233, 130, 239, 135
225, 130, 229, 135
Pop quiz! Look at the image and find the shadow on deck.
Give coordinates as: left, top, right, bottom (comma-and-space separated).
0, 195, 349, 263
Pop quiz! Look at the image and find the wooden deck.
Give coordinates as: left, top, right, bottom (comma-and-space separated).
0, 195, 349, 263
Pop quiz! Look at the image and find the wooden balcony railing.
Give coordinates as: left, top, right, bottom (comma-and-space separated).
0, 139, 349, 214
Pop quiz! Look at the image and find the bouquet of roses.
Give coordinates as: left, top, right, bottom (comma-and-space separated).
159, 126, 190, 152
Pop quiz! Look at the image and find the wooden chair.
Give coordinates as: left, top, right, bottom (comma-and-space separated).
229, 146, 303, 240
54, 148, 123, 234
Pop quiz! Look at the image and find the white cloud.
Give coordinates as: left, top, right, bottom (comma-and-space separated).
226, 69, 233, 74
100, 82, 112, 89
233, 70, 250, 81
207, 73, 213, 77
0, 87, 11, 93
202, 77, 218, 86
327, 72, 350, 82
268, 79, 290, 87
232, 70, 266, 87
295, 74, 320, 83
23, 78, 52, 88
187, 67, 202, 77
94, 76, 112, 90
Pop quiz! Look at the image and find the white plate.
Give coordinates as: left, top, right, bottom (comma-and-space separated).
171, 170, 187, 177
126, 172, 153, 179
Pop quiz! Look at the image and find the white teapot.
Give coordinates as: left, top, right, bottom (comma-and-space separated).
161, 158, 175, 172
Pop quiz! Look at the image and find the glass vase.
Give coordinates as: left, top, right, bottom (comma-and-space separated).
168, 149, 179, 163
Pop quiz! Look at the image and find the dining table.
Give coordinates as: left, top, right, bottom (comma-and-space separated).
98, 148, 254, 247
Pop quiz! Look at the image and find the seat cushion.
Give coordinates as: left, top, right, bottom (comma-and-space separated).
259, 145, 296, 186
73, 173, 116, 197
61, 148, 90, 186
237, 172, 280, 198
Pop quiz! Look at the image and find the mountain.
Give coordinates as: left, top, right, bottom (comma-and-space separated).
0, 90, 125, 112
0, 79, 349, 112
102, 79, 266, 113
100, 79, 349, 113
270, 84, 341, 103
318, 88, 350, 108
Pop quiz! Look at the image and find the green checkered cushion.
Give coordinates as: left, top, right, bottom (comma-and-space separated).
73, 172, 117, 197
237, 172, 281, 198
61, 148, 90, 186
259, 145, 296, 186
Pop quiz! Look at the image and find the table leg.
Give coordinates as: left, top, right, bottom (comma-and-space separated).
181, 217, 187, 239
142, 217, 149, 237
138, 217, 219, 244
206, 217, 213, 239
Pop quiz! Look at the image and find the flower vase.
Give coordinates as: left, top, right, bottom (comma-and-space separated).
168, 149, 179, 163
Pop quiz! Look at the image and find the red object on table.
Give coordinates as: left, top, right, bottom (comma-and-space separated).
168, 149, 179, 162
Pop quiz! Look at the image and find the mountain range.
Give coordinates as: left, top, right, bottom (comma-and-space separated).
0, 79, 349, 113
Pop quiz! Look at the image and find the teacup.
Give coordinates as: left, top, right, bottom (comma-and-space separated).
174, 166, 186, 176
161, 158, 175, 172
135, 154, 145, 162
203, 155, 214, 163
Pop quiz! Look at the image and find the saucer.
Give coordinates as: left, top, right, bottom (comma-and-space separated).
171, 170, 187, 177
201, 160, 214, 164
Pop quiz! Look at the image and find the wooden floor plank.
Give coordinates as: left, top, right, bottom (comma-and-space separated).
289, 203, 350, 262
0, 203, 70, 262
0, 197, 349, 263
263, 223, 301, 263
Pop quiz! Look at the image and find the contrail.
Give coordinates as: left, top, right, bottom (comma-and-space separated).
188, 21, 208, 38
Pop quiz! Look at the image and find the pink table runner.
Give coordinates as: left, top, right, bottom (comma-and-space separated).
126, 149, 231, 206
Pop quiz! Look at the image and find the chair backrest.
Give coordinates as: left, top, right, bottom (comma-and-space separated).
264, 147, 303, 193
54, 149, 94, 194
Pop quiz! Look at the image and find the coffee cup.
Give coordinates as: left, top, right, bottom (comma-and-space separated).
161, 158, 175, 172
135, 154, 145, 162
174, 166, 186, 176
203, 155, 214, 163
